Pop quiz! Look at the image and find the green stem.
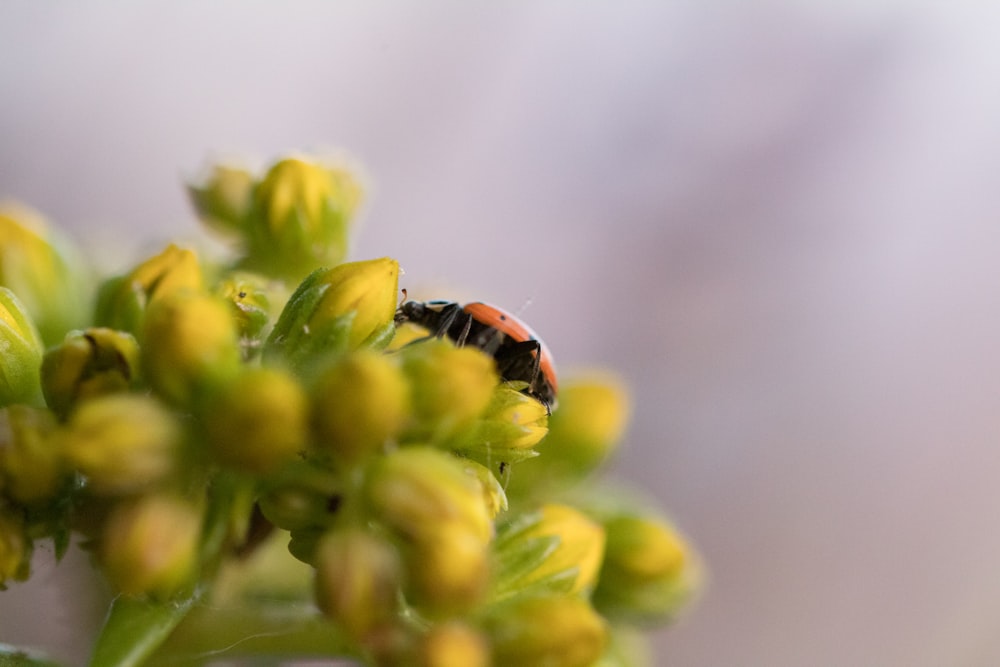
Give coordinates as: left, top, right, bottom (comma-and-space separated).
88, 591, 204, 667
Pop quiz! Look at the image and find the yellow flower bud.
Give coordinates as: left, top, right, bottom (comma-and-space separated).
401, 340, 498, 442
201, 367, 308, 474
187, 163, 255, 236
464, 459, 508, 519
0, 507, 30, 587
314, 528, 400, 641
0, 288, 44, 407
459, 385, 549, 471
244, 157, 363, 281
265, 258, 399, 367
40, 328, 139, 419
418, 622, 489, 667
61, 394, 181, 495
142, 291, 241, 405
593, 515, 701, 624
365, 446, 493, 545
100, 494, 201, 599
95, 244, 203, 336
310, 350, 410, 465
511, 504, 606, 596
214, 271, 277, 345
0, 202, 86, 345
486, 595, 607, 667
406, 522, 490, 614
0, 405, 62, 504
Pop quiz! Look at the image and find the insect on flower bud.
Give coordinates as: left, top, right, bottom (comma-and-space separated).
202, 367, 308, 474
264, 258, 399, 368
0, 405, 62, 505
310, 350, 411, 466
0, 288, 44, 407
100, 493, 202, 599
314, 528, 401, 642
0, 202, 86, 345
243, 156, 363, 282
593, 514, 701, 625
95, 244, 203, 336
485, 595, 607, 667
60, 394, 181, 496
142, 291, 242, 406
40, 328, 139, 419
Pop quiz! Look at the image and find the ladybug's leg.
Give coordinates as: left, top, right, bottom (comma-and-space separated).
494, 339, 542, 384
456, 312, 473, 347
434, 303, 462, 339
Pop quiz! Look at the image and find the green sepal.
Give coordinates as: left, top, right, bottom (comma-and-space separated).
490, 512, 577, 603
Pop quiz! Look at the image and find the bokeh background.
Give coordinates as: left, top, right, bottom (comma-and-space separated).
5, 3, 1000, 665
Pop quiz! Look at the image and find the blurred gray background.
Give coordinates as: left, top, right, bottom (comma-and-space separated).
5, 2, 1000, 665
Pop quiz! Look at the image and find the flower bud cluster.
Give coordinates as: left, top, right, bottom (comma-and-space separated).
0, 154, 700, 667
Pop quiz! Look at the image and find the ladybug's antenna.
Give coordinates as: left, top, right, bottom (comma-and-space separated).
515, 295, 536, 318
397, 288, 408, 308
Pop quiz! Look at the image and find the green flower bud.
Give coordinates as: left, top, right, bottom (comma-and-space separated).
593, 515, 700, 624
486, 595, 607, 667
214, 271, 277, 347
418, 622, 489, 667
95, 244, 203, 336
314, 528, 400, 642
401, 340, 498, 442
264, 258, 399, 368
142, 291, 241, 405
0, 202, 87, 345
61, 394, 181, 495
0, 507, 30, 587
40, 328, 139, 419
257, 461, 342, 533
310, 350, 410, 465
459, 384, 549, 471
100, 493, 202, 599
0, 405, 62, 504
187, 163, 255, 236
365, 446, 493, 545
406, 522, 490, 614
506, 504, 606, 596
243, 156, 363, 281
202, 367, 308, 474
0, 288, 44, 407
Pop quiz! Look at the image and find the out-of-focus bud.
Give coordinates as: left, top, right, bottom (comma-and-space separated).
314, 528, 400, 642
400, 340, 498, 442
0, 288, 44, 407
0, 405, 62, 505
61, 394, 180, 495
40, 328, 139, 419
507, 374, 629, 499
405, 522, 490, 614
418, 622, 490, 667
365, 446, 492, 545
486, 595, 607, 667
264, 258, 399, 368
187, 163, 255, 236
0, 202, 87, 345
243, 157, 363, 282
310, 350, 410, 466
201, 367, 308, 474
592, 515, 700, 625
0, 507, 30, 587
504, 504, 606, 596
257, 461, 342, 534
95, 244, 203, 336
142, 291, 241, 405
464, 459, 507, 519
100, 494, 202, 599
214, 271, 277, 347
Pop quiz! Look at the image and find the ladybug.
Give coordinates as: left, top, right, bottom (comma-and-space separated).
395, 299, 559, 410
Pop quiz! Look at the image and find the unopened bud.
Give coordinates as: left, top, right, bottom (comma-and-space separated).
95, 244, 203, 336
0, 405, 62, 504
0, 507, 30, 587
310, 350, 410, 465
0, 288, 44, 407
264, 258, 399, 368
418, 622, 489, 667
142, 291, 241, 405
460, 385, 548, 468
202, 367, 308, 474
61, 394, 181, 495
314, 528, 400, 641
486, 595, 607, 667
406, 522, 489, 614
100, 494, 202, 599
214, 271, 276, 347
40, 328, 139, 419
187, 163, 255, 236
